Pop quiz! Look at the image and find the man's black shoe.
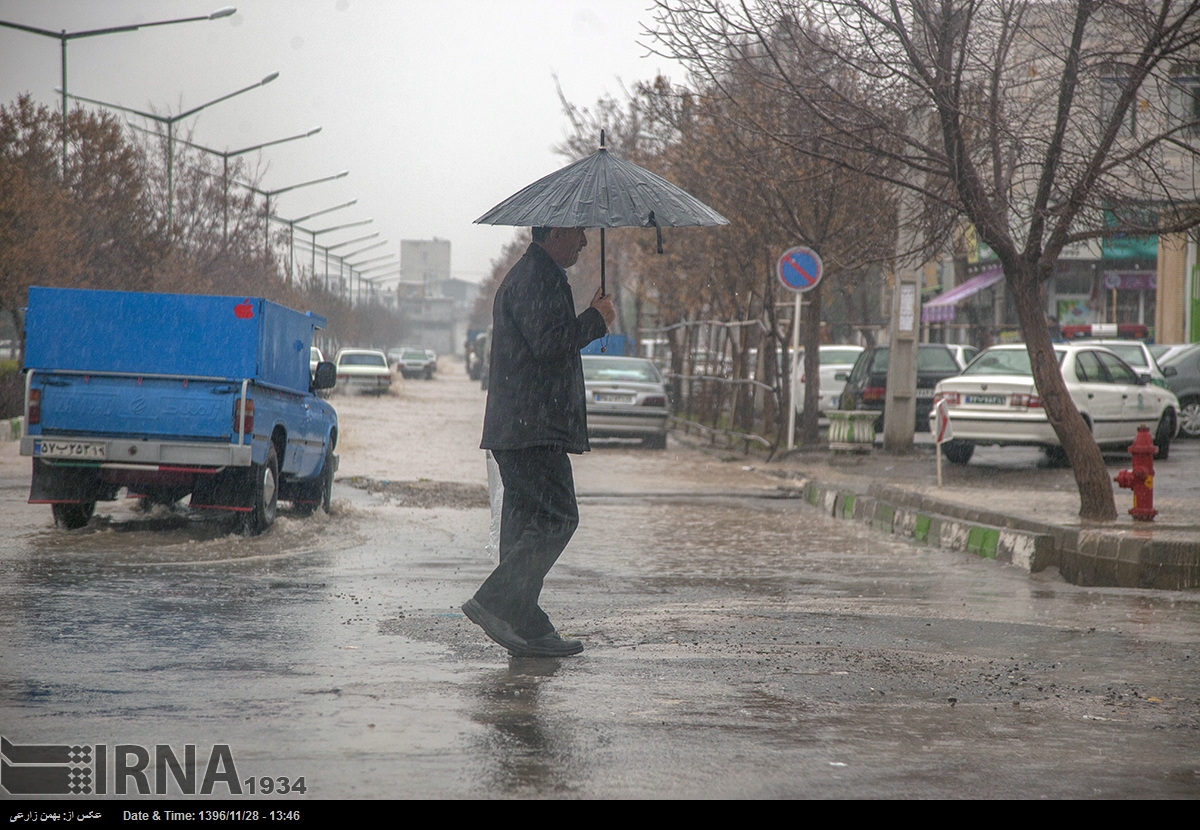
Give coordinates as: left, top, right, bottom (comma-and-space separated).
462, 598, 529, 654
511, 630, 584, 658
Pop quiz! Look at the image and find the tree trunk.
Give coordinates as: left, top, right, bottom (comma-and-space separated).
1008, 266, 1117, 521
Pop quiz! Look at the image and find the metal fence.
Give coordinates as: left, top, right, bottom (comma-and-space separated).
641, 317, 790, 457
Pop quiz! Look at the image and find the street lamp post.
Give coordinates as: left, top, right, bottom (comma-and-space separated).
275, 203, 363, 285
0, 7, 236, 177
63, 71, 279, 232
345, 253, 396, 306
338, 242, 392, 304
234, 171, 349, 258
164, 127, 321, 243
295, 220, 379, 287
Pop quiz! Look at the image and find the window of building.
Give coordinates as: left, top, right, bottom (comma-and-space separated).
1100, 65, 1137, 138
1168, 63, 1200, 137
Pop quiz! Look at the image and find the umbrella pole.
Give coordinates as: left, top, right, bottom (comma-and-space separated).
600, 227, 606, 296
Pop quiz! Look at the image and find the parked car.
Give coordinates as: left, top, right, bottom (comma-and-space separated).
395, 347, 437, 380
794, 345, 864, 414
334, 348, 393, 394
1072, 338, 1169, 388
839, 344, 962, 431
582, 355, 669, 449
930, 343, 1180, 464
1160, 343, 1200, 439
1151, 343, 1195, 369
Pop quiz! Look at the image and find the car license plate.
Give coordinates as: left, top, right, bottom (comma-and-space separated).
595, 393, 634, 404
965, 394, 1007, 405
34, 440, 106, 459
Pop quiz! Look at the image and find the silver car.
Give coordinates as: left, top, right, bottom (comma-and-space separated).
582, 356, 669, 449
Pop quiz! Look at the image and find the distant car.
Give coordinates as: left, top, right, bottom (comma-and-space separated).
930, 342, 1179, 464
334, 348, 392, 394
396, 347, 437, 380
1160, 343, 1200, 439
839, 344, 962, 431
582, 355, 669, 449
794, 345, 864, 414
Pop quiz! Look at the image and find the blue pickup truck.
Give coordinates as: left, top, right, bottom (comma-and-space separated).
20, 287, 339, 534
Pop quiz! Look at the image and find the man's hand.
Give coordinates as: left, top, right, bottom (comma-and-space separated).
590, 287, 616, 327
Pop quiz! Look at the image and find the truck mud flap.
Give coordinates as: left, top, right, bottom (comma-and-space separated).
29, 460, 118, 504
190, 465, 255, 511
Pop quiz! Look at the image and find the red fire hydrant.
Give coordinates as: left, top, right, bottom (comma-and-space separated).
1114, 425, 1157, 521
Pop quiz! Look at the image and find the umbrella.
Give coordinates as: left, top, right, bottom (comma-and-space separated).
475, 133, 728, 294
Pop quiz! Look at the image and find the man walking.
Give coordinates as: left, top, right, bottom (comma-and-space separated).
462, 226, 615, 658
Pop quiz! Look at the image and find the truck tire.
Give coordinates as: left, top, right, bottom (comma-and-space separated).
294, 447, 334, 517
52, 502, 95, 530
243, 446, 279, 536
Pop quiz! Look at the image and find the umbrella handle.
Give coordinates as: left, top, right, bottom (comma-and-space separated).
647, 211, 663, 254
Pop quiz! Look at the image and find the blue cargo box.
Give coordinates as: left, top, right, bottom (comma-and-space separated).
24, 287, 325, 394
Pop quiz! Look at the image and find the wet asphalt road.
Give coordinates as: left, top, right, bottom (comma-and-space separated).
1, 370, 1199, 800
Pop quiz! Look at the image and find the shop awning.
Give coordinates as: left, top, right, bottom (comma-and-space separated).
921, 266, 1005, 323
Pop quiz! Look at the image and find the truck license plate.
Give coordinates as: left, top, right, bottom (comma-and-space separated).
34, 440, 106, 459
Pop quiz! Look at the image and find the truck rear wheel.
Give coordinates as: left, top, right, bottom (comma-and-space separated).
243, 446, 279, 536
52, 502, 95, 530
293, 447, 334, 517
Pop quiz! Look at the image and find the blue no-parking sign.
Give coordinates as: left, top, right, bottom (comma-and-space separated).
777, 246, 823, 293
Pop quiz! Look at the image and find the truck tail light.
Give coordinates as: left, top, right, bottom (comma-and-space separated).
642, 396, 667, 407
28, 388, 40, 425
862, 386, 887, 403
233, 398, 254, 435
1010, 393, 1042, 409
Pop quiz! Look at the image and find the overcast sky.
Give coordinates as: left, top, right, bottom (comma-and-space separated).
0, 0, 683, 284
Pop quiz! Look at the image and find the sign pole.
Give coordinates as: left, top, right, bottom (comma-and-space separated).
788, 291, 801, 451
776, 246, 823, 453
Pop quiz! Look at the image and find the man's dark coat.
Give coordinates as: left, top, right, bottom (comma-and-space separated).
480, 243, 607, 453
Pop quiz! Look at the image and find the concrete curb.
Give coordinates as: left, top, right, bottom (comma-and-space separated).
793, 475, 1199, 589
802, 480, 1061, 576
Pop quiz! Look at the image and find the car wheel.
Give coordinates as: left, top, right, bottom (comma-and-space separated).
1154, 412, 1174, 461
52, 502, 95, 530
942, 440, 974, 465
1178, 397, 1200, 439
243, 445, 279, 536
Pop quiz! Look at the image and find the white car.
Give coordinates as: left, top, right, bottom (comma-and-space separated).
310, 346, 325, 376
931, 343, 1180, 464
333, 348, 393, 395
795, 345, 865, 414
946, 343, 980, 369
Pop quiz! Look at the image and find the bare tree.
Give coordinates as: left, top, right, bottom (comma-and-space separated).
649, 0, 1200, 519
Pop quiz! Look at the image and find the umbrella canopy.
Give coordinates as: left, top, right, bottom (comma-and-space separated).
474, 146, 728, 229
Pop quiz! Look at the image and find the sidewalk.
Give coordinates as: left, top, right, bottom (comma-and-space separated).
748, 437, 1200, 591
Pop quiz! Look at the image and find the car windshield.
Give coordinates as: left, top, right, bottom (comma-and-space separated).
917, 348, 961, 372
1099, 343, 1148, 368
962, 349, 1066, 376
582, 357, 661, 383
340, 353, 387, 367
820, 348, 862, 365
402, 350, 427, 360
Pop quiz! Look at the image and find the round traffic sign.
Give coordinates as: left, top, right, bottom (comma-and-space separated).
777, 246, 823, 293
